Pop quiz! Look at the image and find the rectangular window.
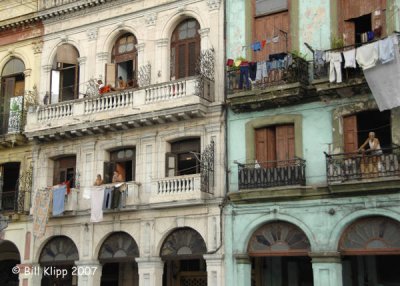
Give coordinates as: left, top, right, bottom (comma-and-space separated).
343, 110, 391, 153
53, 156, 76, 188
103, 148, 136, 183
255, 124, 295, 167
166, 138, 201, 177
0, 162, 20, 211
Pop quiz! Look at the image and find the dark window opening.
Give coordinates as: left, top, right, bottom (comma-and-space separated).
0, 162, 20, 211
343, 110, 391, 153
104, 148, 136, 184
347, 14, 372, 44
53, 156, 76, 188
166, 138, 201, 177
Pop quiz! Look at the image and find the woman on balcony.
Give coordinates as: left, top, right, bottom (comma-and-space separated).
358, 132, 383, 175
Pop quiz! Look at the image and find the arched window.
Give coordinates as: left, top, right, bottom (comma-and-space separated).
99, 232, 139, 262
170, 19, 200, 80
1, 58, 25, 134
160, 227, 207, 258
107, 33, 138, 89
51, 44, 80, 103
339, 216, 400, 255
247, 221, 310, 256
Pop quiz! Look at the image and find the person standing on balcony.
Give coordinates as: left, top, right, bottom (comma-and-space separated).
94, 174, 104, 186
118, 76, 127, 89
358, 132, 383, 175
112, 170, 124, 183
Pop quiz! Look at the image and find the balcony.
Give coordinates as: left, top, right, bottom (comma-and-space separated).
310, 47, 370, 98
149, 174, 212, 204
0, 96, 27, 148
25, 77, 214, 141
326, 147, 400, 186
238, 158, 306, 190
227, 54, 309, 112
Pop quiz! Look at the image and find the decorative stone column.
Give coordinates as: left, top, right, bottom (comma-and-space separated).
155, 38, 169, 82
75, 260, 102, 286
234, 254, 251, 286
311, 252, 343, 286
135, 43, 146, 72
77, 57, 87, 98
204, 254, 224, 286
199, 28, 210, 51
96, 52, 109, 80
18, 263, 42, 285
136, 257, 164, 286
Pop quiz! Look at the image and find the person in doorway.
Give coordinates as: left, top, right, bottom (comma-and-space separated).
112, 170, 124, 183
358, 132, 383, 175
118, 76, 127, 89
94, 174, 104, 186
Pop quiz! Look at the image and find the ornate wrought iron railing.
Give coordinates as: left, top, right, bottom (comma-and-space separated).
325, 146, 400, 184
0, 191, 17, 211
238, 158, 306, 190
227, 54, 309, 94
200, 140, 214, 193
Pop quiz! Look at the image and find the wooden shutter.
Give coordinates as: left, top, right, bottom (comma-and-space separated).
165, 153, 177, 177
343, 115, 358, 153
188, 42, 197, 76
276, 124, 295, 163
105, 63, 116, 88
2, 78, 15, 132
253, 11, 289, 62
177, 44, 186, 79
103, 161, 116, 184
255, 127, 276, 168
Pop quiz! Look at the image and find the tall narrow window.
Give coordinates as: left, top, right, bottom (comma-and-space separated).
0, 162, 20, 211
53, 156, 76, 188
1, 58, 25, 134
166, 138, 201, 177
255, 124, 295, 167
109, 33, 137, 89
253, 0, 289, 61
104, 148, 136, 183
171, 19, 200, 80
51, 44, 80, 103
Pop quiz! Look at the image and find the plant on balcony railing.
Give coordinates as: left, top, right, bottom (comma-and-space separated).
325, 146, 400, 184
227, 53, 309, 94
238, 158, 306, 190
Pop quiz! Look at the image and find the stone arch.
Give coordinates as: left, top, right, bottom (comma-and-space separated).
0, 52, 31, 74
38, 235, 79, 265
158, 9, 206, 41
157, 226, 207, 258
0, 240, 21, 261
46, 39, 82, 67
327, 208, 400, 252
102, 27, 141, 60
236, 213, 317, 254
33, 234, 80, 262
339, 215, 400, 255
98, 231, 139, 263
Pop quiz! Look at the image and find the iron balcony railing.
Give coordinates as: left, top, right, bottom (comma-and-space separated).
325, 146, 400, 184
0, 191, 18, 211
238, 158, 306, 190
227, 54, 309, 94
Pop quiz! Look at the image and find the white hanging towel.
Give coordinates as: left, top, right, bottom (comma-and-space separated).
356, 42, 379, 70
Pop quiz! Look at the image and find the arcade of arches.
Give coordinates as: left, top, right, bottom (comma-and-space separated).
243, 216, 400, 286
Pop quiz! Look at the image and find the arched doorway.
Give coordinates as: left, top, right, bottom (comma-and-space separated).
340, 216, 400, 286
170, 19, 200, 80
248, 221, 313, 286
108, 33, 138, 89
39, 236, 79, 286
0, 240, 20, 286
1, 58, 25, 134
99, 232, 139, 286
51, 44, 80, 103
161, 227, 207, 286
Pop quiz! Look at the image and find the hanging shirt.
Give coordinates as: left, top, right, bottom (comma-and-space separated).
343, 49, 357, 68
379, 37, 395, 64
52, 185, 66, 216
252, 42, 262, 51
356, 42, 379, 70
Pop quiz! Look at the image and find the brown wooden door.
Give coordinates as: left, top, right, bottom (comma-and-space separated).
255, 127, 276, 167
253, 11, 289, 61
343, 115, 358, 153
2, 77, 15, 133
276, 125, 295, 166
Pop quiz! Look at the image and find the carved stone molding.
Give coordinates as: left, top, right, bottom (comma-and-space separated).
198, 28, 210, 38
32, 41, 43, 54
87, 28, 98, 41
206, 0, 221, 10
155, 38, 169, 48
23, 69, 32, 77
135, 43, 145, 53
145, 13, 157, 26
78, 57, 87, 65
42, 65, 53, 73
96, 52, 109, 61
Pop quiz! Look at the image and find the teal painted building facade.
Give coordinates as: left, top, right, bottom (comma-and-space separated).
225, 0, 400, 285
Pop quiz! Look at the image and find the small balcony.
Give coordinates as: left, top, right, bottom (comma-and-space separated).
25, 77, 214, 141
238, 158, 306, 190
0, 96, 27, 147
326, 146, 400, 185
227, 54, 309, 112
149, 174, 212, 204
